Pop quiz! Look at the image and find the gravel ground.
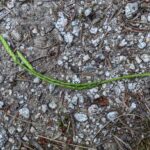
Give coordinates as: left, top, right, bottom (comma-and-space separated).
0, 0, 150, 150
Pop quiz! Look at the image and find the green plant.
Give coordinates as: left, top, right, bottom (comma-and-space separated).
0, 34, 150, 90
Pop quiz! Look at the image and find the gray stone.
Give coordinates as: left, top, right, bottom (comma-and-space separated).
107, 111, 118, 122
0, 75, 4, 84
33, 77, 40, 84
48, 101, 57, 109
138, 41, 146, 49
148, 13, 150, 22
141, 54, 150, 62
41, 104, 48, 113
125, 2, 138, 19
48, 84, 55, 93
64, 32, 74, 44
11, 29, 22, 42
88, 105, 99, 115
90, 27, 98, 34
84, 8, 92, 16
74, 113, 88, 122
0, 126, 8, 147
55, 12, 68, 32
119, 39, 127, 47
0, 101, 4, 109
19, 107, 30, 119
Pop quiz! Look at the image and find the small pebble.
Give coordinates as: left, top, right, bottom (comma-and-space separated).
19, 107, 30, 119
107, 111, 118, 122
0, 75, 4, 84
33, 77, 40, 84
0, 126, 8, 147
140, 54, 150, 62
141, 15, 147, 23
148, 14, 150, 22
125, 2, 138, 19
11, 29, 22, 42
83, 55, 90, 62
84, 8, 92, 16
64, 32, 74, 44
90, 27, 98, 34
88, 105, 99, 115
41, 104, 48, 113
0, 101, 4, 109
119, 39, 127, 47
138, 41, 146, 49
74, 113, 88, 122
48, 101, 57, 109
129, 102, 137, 112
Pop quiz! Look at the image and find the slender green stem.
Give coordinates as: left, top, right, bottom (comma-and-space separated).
0, 34, 150, 90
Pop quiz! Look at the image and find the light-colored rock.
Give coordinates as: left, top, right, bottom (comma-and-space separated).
138, 41, 146, 49
19, 107, 30, 119
84, 8, 92, 16
129, 102, 137, 112
148, 13, 150, 22
74, 113, 88, 122
0, 75, 4, 84
48, 101, 57, 109
125, 2, 138, 19
107, 111, 118, 122
92, 37, 100, 47
0, 126, 8, 147
64, 32, 74, 44
0, 101, 4, 109
135, 56, 142, 64
55, 12, 68, 32
128, 83, 136, 90
90, 27, 98, 34
33, 77, 40, 84
88, 105, 99, 115
141, 15, 147, 23
48, 84, 55, 93
141, 54, 150, 62
11, 29, 22, 41
72, 75, 80, 83
119, 39, 127, 47
41, 104, 48, 113
83, 54, 90, 62
72, 95, 78, 105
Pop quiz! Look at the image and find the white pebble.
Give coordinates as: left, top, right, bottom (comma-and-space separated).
33, 77, 40, 84
74, 113, 88, 122
148, 14, 150, 22
90, 27, 98, 34
119, 39, 127, 47
55, 13, 68, 32
125, 2, 138, 19
0, 75, 4, 83
19, 107, 30, 119
64, 32, 74, 44
41, 104, 48, 113
135, 56, 142, 64
83, 55, 90, 62
0, 101, 4, 109
48, 101, 57, 109
138, 41, 146, 49
84, 8, 92, 16
107, 111, 118, 122
141, 54, 150, 62
129, 102, 137, 112
88, 104, 99, 115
